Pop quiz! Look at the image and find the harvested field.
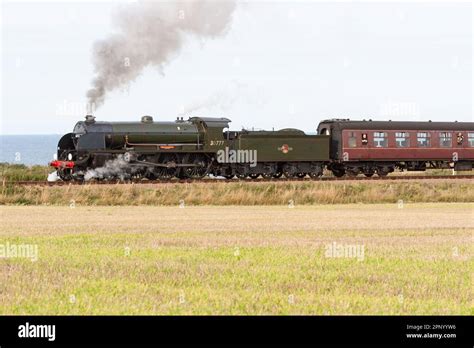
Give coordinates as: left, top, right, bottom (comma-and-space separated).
0, 203, 472, 315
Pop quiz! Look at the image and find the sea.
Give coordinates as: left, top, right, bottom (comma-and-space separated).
0, 135, 61, 166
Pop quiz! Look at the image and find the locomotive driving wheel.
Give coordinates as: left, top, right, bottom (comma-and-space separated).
249, 173, 260, 179
155, 154, 178, 180
183, 154, 209, 179
144, 167, 157, 180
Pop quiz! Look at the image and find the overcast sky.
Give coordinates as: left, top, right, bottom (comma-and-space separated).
1, 0, 472, 135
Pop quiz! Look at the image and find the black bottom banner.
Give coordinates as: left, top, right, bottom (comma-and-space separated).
0, 315, 471, 347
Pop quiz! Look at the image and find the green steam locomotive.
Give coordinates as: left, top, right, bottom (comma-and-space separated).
50, 115, 329, 181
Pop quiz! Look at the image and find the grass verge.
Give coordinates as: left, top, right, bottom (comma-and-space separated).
1, 180, 473, 205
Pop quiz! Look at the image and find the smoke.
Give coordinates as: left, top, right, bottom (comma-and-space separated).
180, 81, 267, 115
87, 0, 237, 108
84, 155, 130, 181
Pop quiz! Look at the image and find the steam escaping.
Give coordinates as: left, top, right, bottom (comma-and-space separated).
47, 171, 59, 182
87, 0, 237, 108
84, 155, 130, 181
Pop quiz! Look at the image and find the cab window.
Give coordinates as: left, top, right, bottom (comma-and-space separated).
320, 128, 330, 135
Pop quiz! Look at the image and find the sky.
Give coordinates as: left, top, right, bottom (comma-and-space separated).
1, 0, 472, 135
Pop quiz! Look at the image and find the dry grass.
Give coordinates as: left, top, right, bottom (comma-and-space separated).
1, 179, 473, 205
0, 203, 472, 315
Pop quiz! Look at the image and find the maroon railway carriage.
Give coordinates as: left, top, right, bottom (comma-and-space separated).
317, 119, 474, 177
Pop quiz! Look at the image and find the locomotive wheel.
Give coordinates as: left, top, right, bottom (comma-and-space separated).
183, 154, 209, 179
156, 154, 178, 180
236, 173, 248, 179
309, 164, 323, 179
224, 174, 235, 180
144, 168, 157, 180
249, 173, 260, 179
376, 166, 391, 177
363, 168, 375, 177
262, 172, 273, 179
309, 171, 322, 178
332, 169, 345, 178
58, 168, 73, 181
272, 171, 283, 179
296, 173, 306, 178
283, 164, 297, 178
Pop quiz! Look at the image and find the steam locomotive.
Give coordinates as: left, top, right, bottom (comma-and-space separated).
50, 115, 474, 181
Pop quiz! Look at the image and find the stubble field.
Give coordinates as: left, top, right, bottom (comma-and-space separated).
0, 203, 472, 315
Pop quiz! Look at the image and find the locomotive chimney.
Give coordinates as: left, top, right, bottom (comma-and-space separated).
85, 115, 96, 123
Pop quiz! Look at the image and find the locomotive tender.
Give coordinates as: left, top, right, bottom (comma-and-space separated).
50, 115, 474, 181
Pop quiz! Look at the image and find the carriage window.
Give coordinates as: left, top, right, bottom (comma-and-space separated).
456, 132, 464, 145
417, 132, 431, 147
395, 132, 409, 147
439, 132, 452, 147
348, 132, 357, 148
373, 132, 387, 147
468, 133, 474, 147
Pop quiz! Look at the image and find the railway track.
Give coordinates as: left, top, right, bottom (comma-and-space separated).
4, 174, 473, 186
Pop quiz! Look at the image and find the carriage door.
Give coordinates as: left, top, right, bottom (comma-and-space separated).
454, 131, 465, 161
